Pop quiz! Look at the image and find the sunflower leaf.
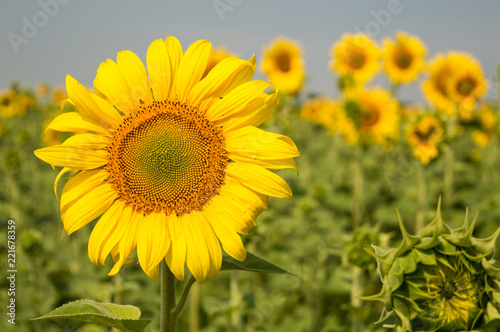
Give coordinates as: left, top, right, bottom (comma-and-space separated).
221, 251, 293, 275
32, 299, 151, 332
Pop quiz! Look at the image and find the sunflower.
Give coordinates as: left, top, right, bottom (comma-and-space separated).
422, 52, 486, 117
447, 55, 487, 119
405, 113, 444, 165
34, 37, 299, 282
261, 37, 305, 95
339, 87, 400, 147
471, 104, 498, 148
383, 32, 426, 84
300, 97, 341, 132
330, 33, 380, 85
0, 89, 34, 118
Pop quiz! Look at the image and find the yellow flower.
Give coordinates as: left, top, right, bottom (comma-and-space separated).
339, 87, 400, 148
34, 37, 299, 282
36, 83, 50, 97
52, 87, 67, 104
477, 104, 498, 132
0, 89, 32, 118
203, 46, 234, 78
300, 97, 341, 132
330, 33, 380, 84
405, 113, 444, 165
383, 32, 426, 84
422, 52, 486, 117
261, 38, 305, 95
471, 130, 490, 147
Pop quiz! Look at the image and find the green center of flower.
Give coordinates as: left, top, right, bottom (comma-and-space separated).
106, 100, 228, 215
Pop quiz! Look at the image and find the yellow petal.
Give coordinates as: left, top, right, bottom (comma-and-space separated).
147, 39, 172, 101
225, 126, 300, 161
62, 181, 117, 235
54, 167, 73, 201
62, 133, 109, 149
88, 199, 125, 266
187, 56, 256, 107
66, 75, 119, 130
204, 199, 246, 262
137, 212, 170, 276
180, 213, 209, 283
109, 205, 140, 276
205, 80, 270, 120
60, 170, 108, 214
144, 264, 160, 281
45, 112, 110, 135
219, 92, 276, 132
225, 162, 292, 198
94, 59, 137, 114
164, 36, 183, 98
34, 145, 108, 170
196, 213, 222, 279
174, 40, 211, 102
117, 50, 153, 104
229, 153, 298, 173
165, 214, 187, 281
90, 93, 123, 128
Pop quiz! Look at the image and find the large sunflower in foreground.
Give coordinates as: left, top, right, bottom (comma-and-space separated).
261, 37, 305, 95
34, 37, 299, 282
330, 33, 380, 84
383, 32, 426, 84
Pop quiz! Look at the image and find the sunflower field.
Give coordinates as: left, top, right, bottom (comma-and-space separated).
2, 30, 500, 332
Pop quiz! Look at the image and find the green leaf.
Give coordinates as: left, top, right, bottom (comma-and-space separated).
33, 299, 151, 332
221, 251, 293, 275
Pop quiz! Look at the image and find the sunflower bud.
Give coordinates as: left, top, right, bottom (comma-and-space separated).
364, 199, 500, 331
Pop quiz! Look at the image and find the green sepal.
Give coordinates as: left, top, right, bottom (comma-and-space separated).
444, 208, 478, 248
482, 258, 500, 278
413, 249, 436, 266
471, 227, 500, 257
221, 252, 293, 275
32, 299, 151, 332
399, 252, 418, 274
484, 302, 500, 324
418, 197, 451, 238
395, 209, 421, 257
360, 276, 393, 308
373, 245, 398, 278
388, 259, 404, 292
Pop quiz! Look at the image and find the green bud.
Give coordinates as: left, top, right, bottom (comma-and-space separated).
363, 199, 500, 331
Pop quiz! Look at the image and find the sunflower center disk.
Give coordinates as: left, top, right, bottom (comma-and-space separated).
107, 100, 228, 215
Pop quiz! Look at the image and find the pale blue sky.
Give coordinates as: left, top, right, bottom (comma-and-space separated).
1, 1, 499, 102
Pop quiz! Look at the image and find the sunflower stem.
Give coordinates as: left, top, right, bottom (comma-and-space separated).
416, 163, 427, 233
352, 147, 364, 227
160, 261, 177, 332
443, 142, 454, 210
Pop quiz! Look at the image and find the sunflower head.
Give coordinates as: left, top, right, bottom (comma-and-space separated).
383, 31, 426, 84
330, 33, 380, 84
261, 37, 305, 95
0, 89, 31, 118
339, 87, 400, 148
34, 37, 299, 282
405, 113, 444, 165
365, 201, 500, 331
422, 52, 486, 117
300, 97, 341, 132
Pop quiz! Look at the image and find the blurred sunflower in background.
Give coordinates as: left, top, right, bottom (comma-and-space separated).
405, 113, 444, 165
300, 96, 341, 132
471, 103, 498, 148
35, 37, 299, 283
339, 87, 400, 148
382, 31, 426, 85
261, 37, 305, 96
422, 52, 486, 117
330, 33, 380, 87
0, 87, 35, 118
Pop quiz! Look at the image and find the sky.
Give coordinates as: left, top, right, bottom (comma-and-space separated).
1, 1, 500, 103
